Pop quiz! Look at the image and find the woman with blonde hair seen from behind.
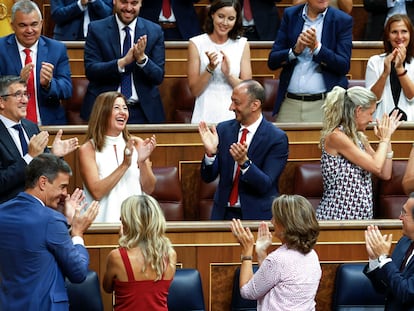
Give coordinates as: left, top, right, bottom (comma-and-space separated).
318, 86, 402, 220
78, 91, 156, 223
103, 194, 176, 311
188, 0, 252, 124
231, 194, 321, 310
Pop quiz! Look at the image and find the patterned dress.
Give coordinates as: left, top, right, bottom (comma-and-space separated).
317, 137, 373, 220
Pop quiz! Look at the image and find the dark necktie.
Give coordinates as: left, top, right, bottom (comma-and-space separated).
162, 0, 172, 18
121, 26, 132, 99
13, 124, 28, 155
229, 128, 249, 206
23, 49, 37, 123
400, 241, 414, 271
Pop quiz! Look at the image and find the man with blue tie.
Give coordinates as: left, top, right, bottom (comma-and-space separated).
82, 0, 165, 123
198, 80, 289, 220
364, 193, 414, 310
0, 75, 79, 203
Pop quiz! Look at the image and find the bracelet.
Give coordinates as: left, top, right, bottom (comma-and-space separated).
206, 65, 214, 75
241, 255, 253, 262
398, 69, 408, 77
386, 151, 394, 159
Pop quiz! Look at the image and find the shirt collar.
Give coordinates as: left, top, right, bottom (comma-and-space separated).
115, 14, 137, 33
240, 114, 263, 136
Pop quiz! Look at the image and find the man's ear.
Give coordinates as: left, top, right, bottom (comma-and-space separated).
38, 175, 48, 191
251, 99, 261, 112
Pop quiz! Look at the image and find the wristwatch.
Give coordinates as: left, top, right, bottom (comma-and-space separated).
241, 255, 253, 262
377, 254, 389, 264
239, 159, 252, 170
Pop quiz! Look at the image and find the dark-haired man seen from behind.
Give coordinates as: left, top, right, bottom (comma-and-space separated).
0, 153, 99, 310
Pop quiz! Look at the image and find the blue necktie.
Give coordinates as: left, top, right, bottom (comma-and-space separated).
13, 124, 28, 155
121, 26, 132, 99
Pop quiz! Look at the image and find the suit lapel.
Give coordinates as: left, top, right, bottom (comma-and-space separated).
321, 8, 333, 47
109, 16, 122, 58
0, 120, 21, 155
6, 36, 23, 74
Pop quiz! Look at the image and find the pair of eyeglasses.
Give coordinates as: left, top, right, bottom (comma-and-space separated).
0, 90, 30, 100
401, 209, 408, 217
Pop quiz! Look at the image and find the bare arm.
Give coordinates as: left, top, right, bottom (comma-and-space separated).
187, 41, 214, 97
103, 250, 119, 293
78, 141, 132, 200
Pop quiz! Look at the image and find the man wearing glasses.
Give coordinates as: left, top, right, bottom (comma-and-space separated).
0, 75, 78, 203
0, 0, 72, 125
364, 193, 414, 310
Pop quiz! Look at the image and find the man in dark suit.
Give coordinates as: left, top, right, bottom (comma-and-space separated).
0, 75, 79, 203
198, 79, 289, 220
364, 193, 414, 310
0, 0, 72, 125
140, 0, 202, 40
82, 0, 165, 123
51, 0, 113, 41
267, 0, 352, 122
0, 153, 99, 310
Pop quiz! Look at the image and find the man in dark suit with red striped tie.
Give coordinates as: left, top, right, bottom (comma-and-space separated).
364, 193, 414, 310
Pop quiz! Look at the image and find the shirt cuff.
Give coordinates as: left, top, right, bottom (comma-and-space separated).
204, 154, 216, 165
72, 236, 85, 246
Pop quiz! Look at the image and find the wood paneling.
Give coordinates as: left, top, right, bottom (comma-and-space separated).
85, 219, 402, 311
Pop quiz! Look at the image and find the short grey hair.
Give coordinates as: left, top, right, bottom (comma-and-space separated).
11, 0, 43, 22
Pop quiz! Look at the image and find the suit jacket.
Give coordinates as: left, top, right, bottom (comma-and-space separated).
0, 35, 72, 125
364, 0, 414, 40
242, 0, 281, 41
268, 5, 353, 115
51, 0, 113, 40
0, 192, 89, 311
139, 0, 202, 40
0, 119, 47, 203
201, 117, 289, 220
364, 236, 414, 310
82, 15, 166, 123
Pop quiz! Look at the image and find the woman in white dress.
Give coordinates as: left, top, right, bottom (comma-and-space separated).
78, 91, 156, 222
366, 14, 414, 121
188, 0, 252, 124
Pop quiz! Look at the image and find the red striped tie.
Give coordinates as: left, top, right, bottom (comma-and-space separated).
244, 0, 253, 21
23, 49, 37, 123
229, 128, 249, 206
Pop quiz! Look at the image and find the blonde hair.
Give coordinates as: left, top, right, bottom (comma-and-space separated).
320, 86, 377, 147
272, 194, 319, 254
119, 195, 174, 281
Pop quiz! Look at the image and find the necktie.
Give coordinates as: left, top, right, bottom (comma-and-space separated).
13, 124, 28, 155
162, 0, 172, 19
120, 26, 132, 99
229, 128, 249, 206
244, 0, 253, 21
400, 241, 414, 271
23, 49, 37, 123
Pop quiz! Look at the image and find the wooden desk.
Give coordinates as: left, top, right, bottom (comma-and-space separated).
87, 219, 402, 311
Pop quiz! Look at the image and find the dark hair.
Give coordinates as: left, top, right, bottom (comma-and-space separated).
25, 154, 72, 189
0, 75, 26, 98
204, 0, 243, 40
383, 14, 414, 63
241, 79, 265, 108
272, 194, 320, 254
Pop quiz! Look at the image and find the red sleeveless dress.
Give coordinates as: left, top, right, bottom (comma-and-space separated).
113, 247, 172, 311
